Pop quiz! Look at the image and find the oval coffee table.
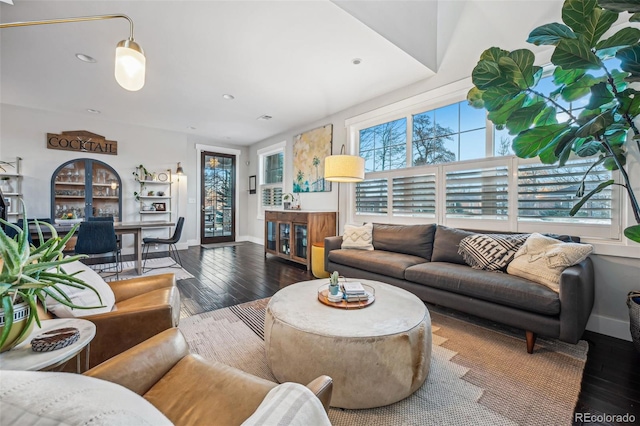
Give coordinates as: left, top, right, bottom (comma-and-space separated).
265, 278, 431, 409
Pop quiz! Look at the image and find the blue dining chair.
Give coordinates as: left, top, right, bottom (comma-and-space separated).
88, 216, 121, 249
142, 217, 184, 273
75, 221, 122, 279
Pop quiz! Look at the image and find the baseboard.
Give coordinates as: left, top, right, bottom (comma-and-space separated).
586, 314, 632, 341
237, 235, 262, 245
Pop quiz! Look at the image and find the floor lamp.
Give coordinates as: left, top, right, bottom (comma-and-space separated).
324, 145, 365, 235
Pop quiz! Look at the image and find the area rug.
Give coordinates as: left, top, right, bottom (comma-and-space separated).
179, 299, 588, 426
200, 241, 248, 249
93, 257, 194, 282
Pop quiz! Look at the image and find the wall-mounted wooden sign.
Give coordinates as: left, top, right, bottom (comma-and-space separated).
47, 130, 118, 155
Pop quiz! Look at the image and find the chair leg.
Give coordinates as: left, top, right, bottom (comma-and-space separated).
170, 244, 183, 267
142, 243, 151, 273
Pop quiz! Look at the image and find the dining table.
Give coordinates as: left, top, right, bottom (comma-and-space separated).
40, 220, 176, 275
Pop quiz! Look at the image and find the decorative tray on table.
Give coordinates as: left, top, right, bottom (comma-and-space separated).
317, 282, 375, 309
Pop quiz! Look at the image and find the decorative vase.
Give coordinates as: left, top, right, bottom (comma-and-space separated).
0, 301, 34, 352
628, 291, 640, 353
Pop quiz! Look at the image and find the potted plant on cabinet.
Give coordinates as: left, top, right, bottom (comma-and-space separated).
466, 0, 640, 350
0, 211, 102, 352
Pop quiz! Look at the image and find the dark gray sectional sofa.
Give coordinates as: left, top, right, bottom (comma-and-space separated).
324, 223, 594, 353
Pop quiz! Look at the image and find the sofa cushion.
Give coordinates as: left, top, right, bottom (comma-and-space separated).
405, 262, 560, 315
341, 223, 374, 250
507, 233, 593, 292
328, 249, 427, 279
458, 233, 529, 271
242, 382, 331, 426
0, 370, 172, 426
431, 226, 476, 265
373, 223, 436, 260
45, 260, 116, 318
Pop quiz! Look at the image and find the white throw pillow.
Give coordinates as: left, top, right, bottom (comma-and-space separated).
341, 223, 373, 250
242, 382, 331, 426
0, 370, 172, 426
44, 260, 115, 318
506, 233, 593, 292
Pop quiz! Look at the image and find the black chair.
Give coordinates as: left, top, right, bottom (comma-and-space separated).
75, 221, 122, 279
88, 216, 121, 249
142, 217, 184, 272
5, 218, 52, 243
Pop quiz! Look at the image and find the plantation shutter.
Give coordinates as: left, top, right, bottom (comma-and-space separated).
355, 179, 388, 215
445, 166, 509, 219
392, 174, 436, 217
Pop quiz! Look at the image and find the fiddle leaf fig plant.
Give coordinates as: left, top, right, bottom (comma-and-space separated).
467, 0, 640, 242
0, 207, 102, 349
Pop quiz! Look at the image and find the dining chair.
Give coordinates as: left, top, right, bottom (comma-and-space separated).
88, 216, 122, 249
75, 221, 122, 279
142, 217, 185, 272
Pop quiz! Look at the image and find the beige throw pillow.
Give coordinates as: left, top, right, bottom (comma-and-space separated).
341, 223, 373, 250
506, 233, 593, 292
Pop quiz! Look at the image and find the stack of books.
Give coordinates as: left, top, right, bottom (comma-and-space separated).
342, 281, 369, 302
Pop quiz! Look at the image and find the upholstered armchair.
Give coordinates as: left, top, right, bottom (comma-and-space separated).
85, 328, 333, 425
40, 271, 180, 369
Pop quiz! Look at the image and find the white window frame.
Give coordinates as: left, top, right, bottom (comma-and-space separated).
257, 141, 286, 220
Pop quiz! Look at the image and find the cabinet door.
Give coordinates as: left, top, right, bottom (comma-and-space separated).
52, 159, 88, 219
265, 220, 277, 252
292, 223, 308, 262
91, 161, 121, 220
278, 222, 291, 256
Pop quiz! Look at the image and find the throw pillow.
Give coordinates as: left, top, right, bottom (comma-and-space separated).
431, 225, 476, 264
341, 223, 373, 250
242, 382, 331, 426
0, 370, 173, 426
373, 223, 436, 260
506, 233, 593, 292
458, 233, 529, 271
44, 260, 115, 318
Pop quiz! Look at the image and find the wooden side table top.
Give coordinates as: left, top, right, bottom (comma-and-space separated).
0, 318, 96, 371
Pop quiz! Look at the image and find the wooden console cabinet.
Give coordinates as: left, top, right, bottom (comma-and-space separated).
265, 210, 336, 270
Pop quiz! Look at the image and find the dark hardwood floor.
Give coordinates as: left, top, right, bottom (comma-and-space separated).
169, 242, 639, 425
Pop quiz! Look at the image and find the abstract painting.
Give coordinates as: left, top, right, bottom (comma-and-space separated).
292, 124, 333, 193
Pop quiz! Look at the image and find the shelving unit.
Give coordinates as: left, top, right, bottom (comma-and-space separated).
0, 156, 23, 221
134, 167, 173, 229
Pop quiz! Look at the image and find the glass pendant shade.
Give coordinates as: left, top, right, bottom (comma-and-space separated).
115, 39, 146, 91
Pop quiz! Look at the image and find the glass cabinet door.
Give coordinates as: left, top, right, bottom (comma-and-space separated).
91, 162, 120, 220
293, 224, 307, 260
52, 159, 87, 219
266, 221, 277, 251
279, 223, 290, 255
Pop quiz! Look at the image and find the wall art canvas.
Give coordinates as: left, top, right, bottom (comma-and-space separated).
292, 124, 332, 193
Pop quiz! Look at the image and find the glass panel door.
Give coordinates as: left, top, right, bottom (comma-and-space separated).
279, 223, 290, 255
266, 220, 277, 251
201, 151, 235, 243
293, 224, 307, 260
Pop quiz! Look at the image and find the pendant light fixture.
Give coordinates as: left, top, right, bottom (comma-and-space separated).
0, 14, 146, 91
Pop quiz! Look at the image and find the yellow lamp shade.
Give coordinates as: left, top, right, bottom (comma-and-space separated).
324, 155, 365, 183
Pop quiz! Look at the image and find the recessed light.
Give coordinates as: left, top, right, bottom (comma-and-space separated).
352, 58, 362, 65
76, 53, 97, 63
87, 109, 101, 114
257, 115, 273, 121
222, 94, 235, 100
187, 126, 196, 130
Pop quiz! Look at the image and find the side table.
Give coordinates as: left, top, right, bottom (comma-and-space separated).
0, 318, 96, 373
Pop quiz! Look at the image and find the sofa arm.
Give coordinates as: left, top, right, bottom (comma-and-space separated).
558, 257, 595, 343
324, 236, 343, 272
85, 328, 189, 396
109, 273, 176, 302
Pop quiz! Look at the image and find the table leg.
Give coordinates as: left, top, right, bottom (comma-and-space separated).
85, 344, 90, 372
135, 229, 142, 274
76, 352, 81, 374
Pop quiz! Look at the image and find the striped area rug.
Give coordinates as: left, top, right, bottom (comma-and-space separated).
179, 299, 587, 426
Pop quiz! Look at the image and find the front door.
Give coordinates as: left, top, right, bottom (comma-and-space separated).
201, 151, 235, 244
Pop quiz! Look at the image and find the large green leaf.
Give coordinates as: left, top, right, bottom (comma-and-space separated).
598, 0, 640, 13
570, 179, 615, 216
561, 74, 606, 101
617, 45, 640, 75
576, 140, 603, 156
467, 87, 485, 109
603, 144, 627, 169
505, 101, 546, 134
498, 49, 536, 89
563, 0, 618, 47
487, 93, 527, 125
512, 123, 572, 158
535, 106, 560, 126
482, 85, 524, 111
624, 224, 640, 243
616, 88, 640, 118
576, 111, 614, 137
552, 38, 603, 69
596, 27, 640, 57
586, 81, 615, 109
553, 67, 587, 85
611, 68, 630, 92
527, 22, 577, 46
631, 12, 640, 22
480, 47, 510, 63
472, 60, 507, 89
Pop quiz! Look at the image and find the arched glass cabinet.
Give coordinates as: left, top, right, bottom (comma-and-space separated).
51, 158, 122, 221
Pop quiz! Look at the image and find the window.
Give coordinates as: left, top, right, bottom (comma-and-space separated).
355, 178, 388, 215
392, 174, 436, 218
258, 143, 285, 216
445, 166, 509, 220
359, 118, 406, 172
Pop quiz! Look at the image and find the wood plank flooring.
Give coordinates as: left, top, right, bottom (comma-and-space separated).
170, 242, 638, 425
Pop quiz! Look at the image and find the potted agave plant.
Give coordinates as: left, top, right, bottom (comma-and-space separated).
0, 209, 102, 352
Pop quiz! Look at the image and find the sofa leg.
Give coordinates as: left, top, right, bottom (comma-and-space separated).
526, 331, 537, 354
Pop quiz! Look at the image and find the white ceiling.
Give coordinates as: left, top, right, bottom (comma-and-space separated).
0, 0, 563, 146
